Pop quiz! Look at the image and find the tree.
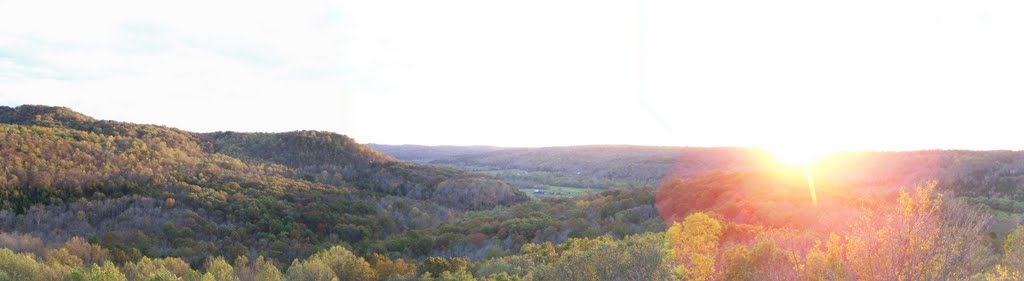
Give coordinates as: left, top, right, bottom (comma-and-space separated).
0, 232, 46, 257
253, 261, 281, 281
146, 269, 182, 281
665, 212, 722, 281
421, 257, 469, 278
181, 270, 205, 281
233, 256, 253, 281
844, 182, 993, 281
435, 270, 475, 281
124, 257, 191, 281
1005, 225, 1024, 272
64, 237, 108, 266
980, 265, 1024, 281
803, 233, 849, 281
307, 246, 376, 281
519, 242, 557, 265
613, 233, 674, 281
0, 248, 45, 281
206, 257, 239, 281
46, 248, 84, 268
366, 254, 415, 280
283, 259, 336, 281
64, 262, 128, 281
531, 234, 672, 281
717, 238, 800, 281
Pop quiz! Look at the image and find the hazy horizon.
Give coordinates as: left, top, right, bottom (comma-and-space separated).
5, 103, 1024, 153
6, 102, 1021, 153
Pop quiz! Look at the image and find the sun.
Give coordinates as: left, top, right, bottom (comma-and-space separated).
768, 145, 831, 206
770, 145, 830, 166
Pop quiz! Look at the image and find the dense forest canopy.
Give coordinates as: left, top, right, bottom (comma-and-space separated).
0, 105, 527, 263
4, 105, 1024, 280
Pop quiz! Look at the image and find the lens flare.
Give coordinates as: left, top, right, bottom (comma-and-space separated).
770, 146, 828, 206
805, 164, 817, 206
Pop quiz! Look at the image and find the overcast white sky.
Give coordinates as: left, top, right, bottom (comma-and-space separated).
2, 0, 1023, 150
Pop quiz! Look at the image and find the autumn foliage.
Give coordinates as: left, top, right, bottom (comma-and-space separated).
659, 179, 1002, 281
5, 105, 1024, 280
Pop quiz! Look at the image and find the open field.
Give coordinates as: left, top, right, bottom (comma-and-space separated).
518, 185, 604, 199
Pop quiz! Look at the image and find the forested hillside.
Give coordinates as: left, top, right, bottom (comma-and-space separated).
0, 105, 527, 265
7, 105, 1024, 280
205, 132, 526, 207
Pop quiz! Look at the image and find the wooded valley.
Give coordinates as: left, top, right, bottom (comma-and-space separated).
4, 105, 1024, 280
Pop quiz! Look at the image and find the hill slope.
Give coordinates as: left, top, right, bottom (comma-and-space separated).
0, 105, 527, 263
205, 132, 527, 207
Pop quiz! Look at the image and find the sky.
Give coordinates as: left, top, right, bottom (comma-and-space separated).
2, 0, 1024, 150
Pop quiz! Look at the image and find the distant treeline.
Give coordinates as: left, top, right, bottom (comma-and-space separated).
372, 144, 1024, 200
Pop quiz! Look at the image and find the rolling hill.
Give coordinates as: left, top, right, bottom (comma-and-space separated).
5, 105, 1024, 280
0, 105, 527, 264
